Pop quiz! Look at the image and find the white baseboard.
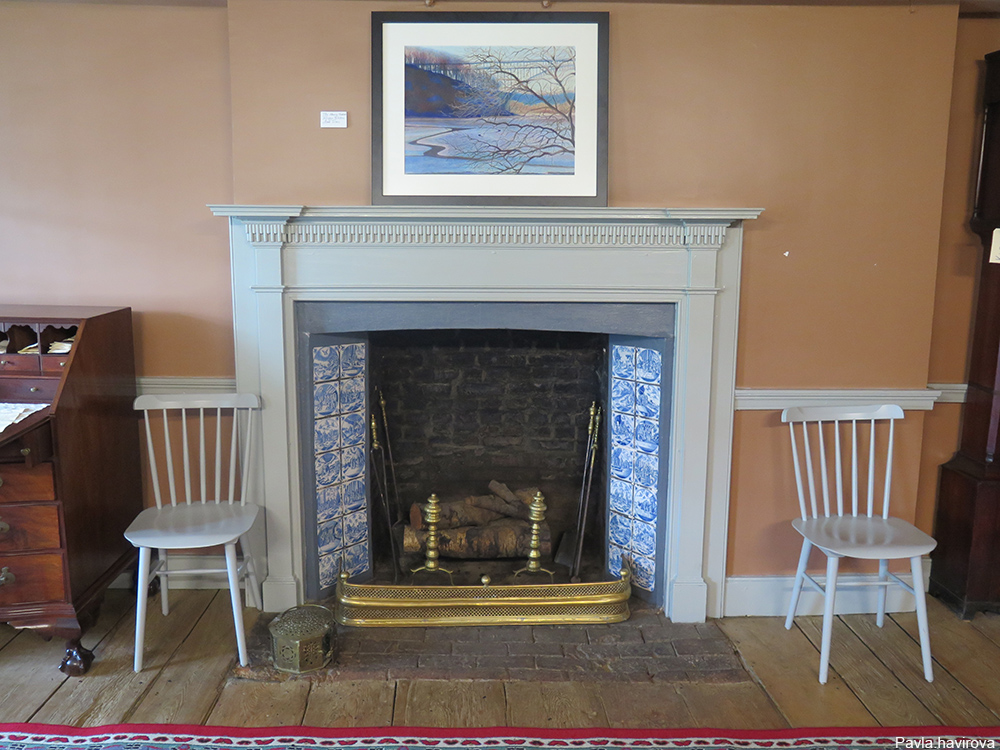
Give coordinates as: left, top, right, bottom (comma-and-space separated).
723, 558, 932, 617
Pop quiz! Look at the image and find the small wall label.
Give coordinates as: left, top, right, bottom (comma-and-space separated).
320, 111, 347, 128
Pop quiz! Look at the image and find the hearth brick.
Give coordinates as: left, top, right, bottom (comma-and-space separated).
453, 641, 508, 656
506, 642, 564, 656
532, 627, 589, 644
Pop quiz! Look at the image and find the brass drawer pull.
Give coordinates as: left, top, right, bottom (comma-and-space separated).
0, 517, 8, 534
20, 447, 30, 457
0, 567, 14, 587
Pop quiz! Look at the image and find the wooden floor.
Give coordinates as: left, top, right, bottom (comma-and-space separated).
3, 588, 1000, 729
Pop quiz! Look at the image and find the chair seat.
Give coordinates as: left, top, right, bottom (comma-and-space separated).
792, 515, 936, 560
124, 503, 259, 550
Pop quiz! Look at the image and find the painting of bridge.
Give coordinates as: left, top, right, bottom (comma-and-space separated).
402, 45, 577, 176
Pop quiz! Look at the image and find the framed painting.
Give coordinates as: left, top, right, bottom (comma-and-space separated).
371, 11, 609, 206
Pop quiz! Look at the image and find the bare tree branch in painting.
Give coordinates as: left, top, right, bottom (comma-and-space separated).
451, 46, 576, 174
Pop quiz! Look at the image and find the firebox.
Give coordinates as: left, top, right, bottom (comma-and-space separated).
295, 302, 674, 603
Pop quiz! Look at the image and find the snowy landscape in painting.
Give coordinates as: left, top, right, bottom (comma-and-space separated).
403, 45, 577, 176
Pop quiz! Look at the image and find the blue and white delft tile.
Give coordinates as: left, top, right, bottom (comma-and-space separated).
315, 416, 341, 454
609, 479, 633, 515
611, 412, 635, 448
315, 450, 341, 488
608, 512, 632, 549
313, 382, 340, 418
316, 483, 343, 522
634, 451, 659, 489
343, 540, 370, 576
342, 478, 366, 513
607, 544, 625, 579
341, 411, 365, 447
631, 519, 657, 558
611, 346, 636, 380
339, 343, 366, 379
635, 348, 662, 385
635, 418, 659, 455
318, 551, 339, 589
611, 379, 636, 415
632, 555, 656, 592
610, 445, 634, 482
343, 509, 369, 546
635, 383, 660, 420
341, 445, 366, 481
317, 517, 344, 555
312, 345, 340, 383
339, 376, 366, 415
632, 485, 657, 523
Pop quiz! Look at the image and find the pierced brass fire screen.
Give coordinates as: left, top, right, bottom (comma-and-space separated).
334, 570, 631, 627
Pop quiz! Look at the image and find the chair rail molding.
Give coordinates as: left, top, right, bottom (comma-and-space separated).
734, 387, 947, 411
137, 376, 237, 395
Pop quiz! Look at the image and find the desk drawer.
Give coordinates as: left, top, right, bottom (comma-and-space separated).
0, 552, 66, 606
40, 356, 70, 374
0, 355, 40, 375
0, 505, 60, 552
0, 377, 57, 402
0, 463, 55, 504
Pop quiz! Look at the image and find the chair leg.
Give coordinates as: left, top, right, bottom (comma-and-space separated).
910, 555, 934, 682
159, 548, 170, 616
876, 559, 888, 628
134, 546, 151, 672
818, 554, 840, 684
786, 539, 812, 629
225, 542, 249, 667
240, 533, 262, 610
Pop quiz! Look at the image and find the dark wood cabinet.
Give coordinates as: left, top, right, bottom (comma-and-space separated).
0, 305, 142, 673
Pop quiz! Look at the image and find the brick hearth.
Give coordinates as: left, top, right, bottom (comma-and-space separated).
234, 599, 750, 683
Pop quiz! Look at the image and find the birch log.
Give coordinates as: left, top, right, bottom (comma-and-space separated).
402, 518, 551, 559
409, 501, 505, 530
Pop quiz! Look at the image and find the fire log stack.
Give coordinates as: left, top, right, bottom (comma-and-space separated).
403, 480, 551, 559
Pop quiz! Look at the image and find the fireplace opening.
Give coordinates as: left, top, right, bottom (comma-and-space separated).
298, 300, 675, 605
367, 328, 608, 587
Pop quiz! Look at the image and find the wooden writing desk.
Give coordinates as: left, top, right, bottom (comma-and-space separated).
0, 305, 142, 674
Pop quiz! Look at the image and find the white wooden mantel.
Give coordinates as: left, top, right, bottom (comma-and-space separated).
210, 205, 762, 621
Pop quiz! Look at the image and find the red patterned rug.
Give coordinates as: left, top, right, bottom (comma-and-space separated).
0, 726, 998, 750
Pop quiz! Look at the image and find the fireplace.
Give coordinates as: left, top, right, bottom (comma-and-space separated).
212, 205, 761, 622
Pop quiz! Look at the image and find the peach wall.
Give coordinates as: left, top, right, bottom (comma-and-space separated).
0, 0, 977, 581
229, 0, 957, 389
0, 1, 234, 378
224, 0, 961, 577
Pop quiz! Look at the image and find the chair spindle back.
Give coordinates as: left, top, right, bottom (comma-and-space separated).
135, 394, 260, 509
782, 404, 902, 521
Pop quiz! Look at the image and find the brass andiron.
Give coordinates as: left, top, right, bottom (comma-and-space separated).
410, 493, 454, 583
514, 491, 555, 580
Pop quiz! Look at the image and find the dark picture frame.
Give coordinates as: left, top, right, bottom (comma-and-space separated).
371, 11, 609, 206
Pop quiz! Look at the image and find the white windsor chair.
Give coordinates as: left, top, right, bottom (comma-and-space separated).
125, 393, 262, 672
781, 404, 936, 684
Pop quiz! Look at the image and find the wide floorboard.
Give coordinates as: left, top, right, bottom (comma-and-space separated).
2, 589, 999, 729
